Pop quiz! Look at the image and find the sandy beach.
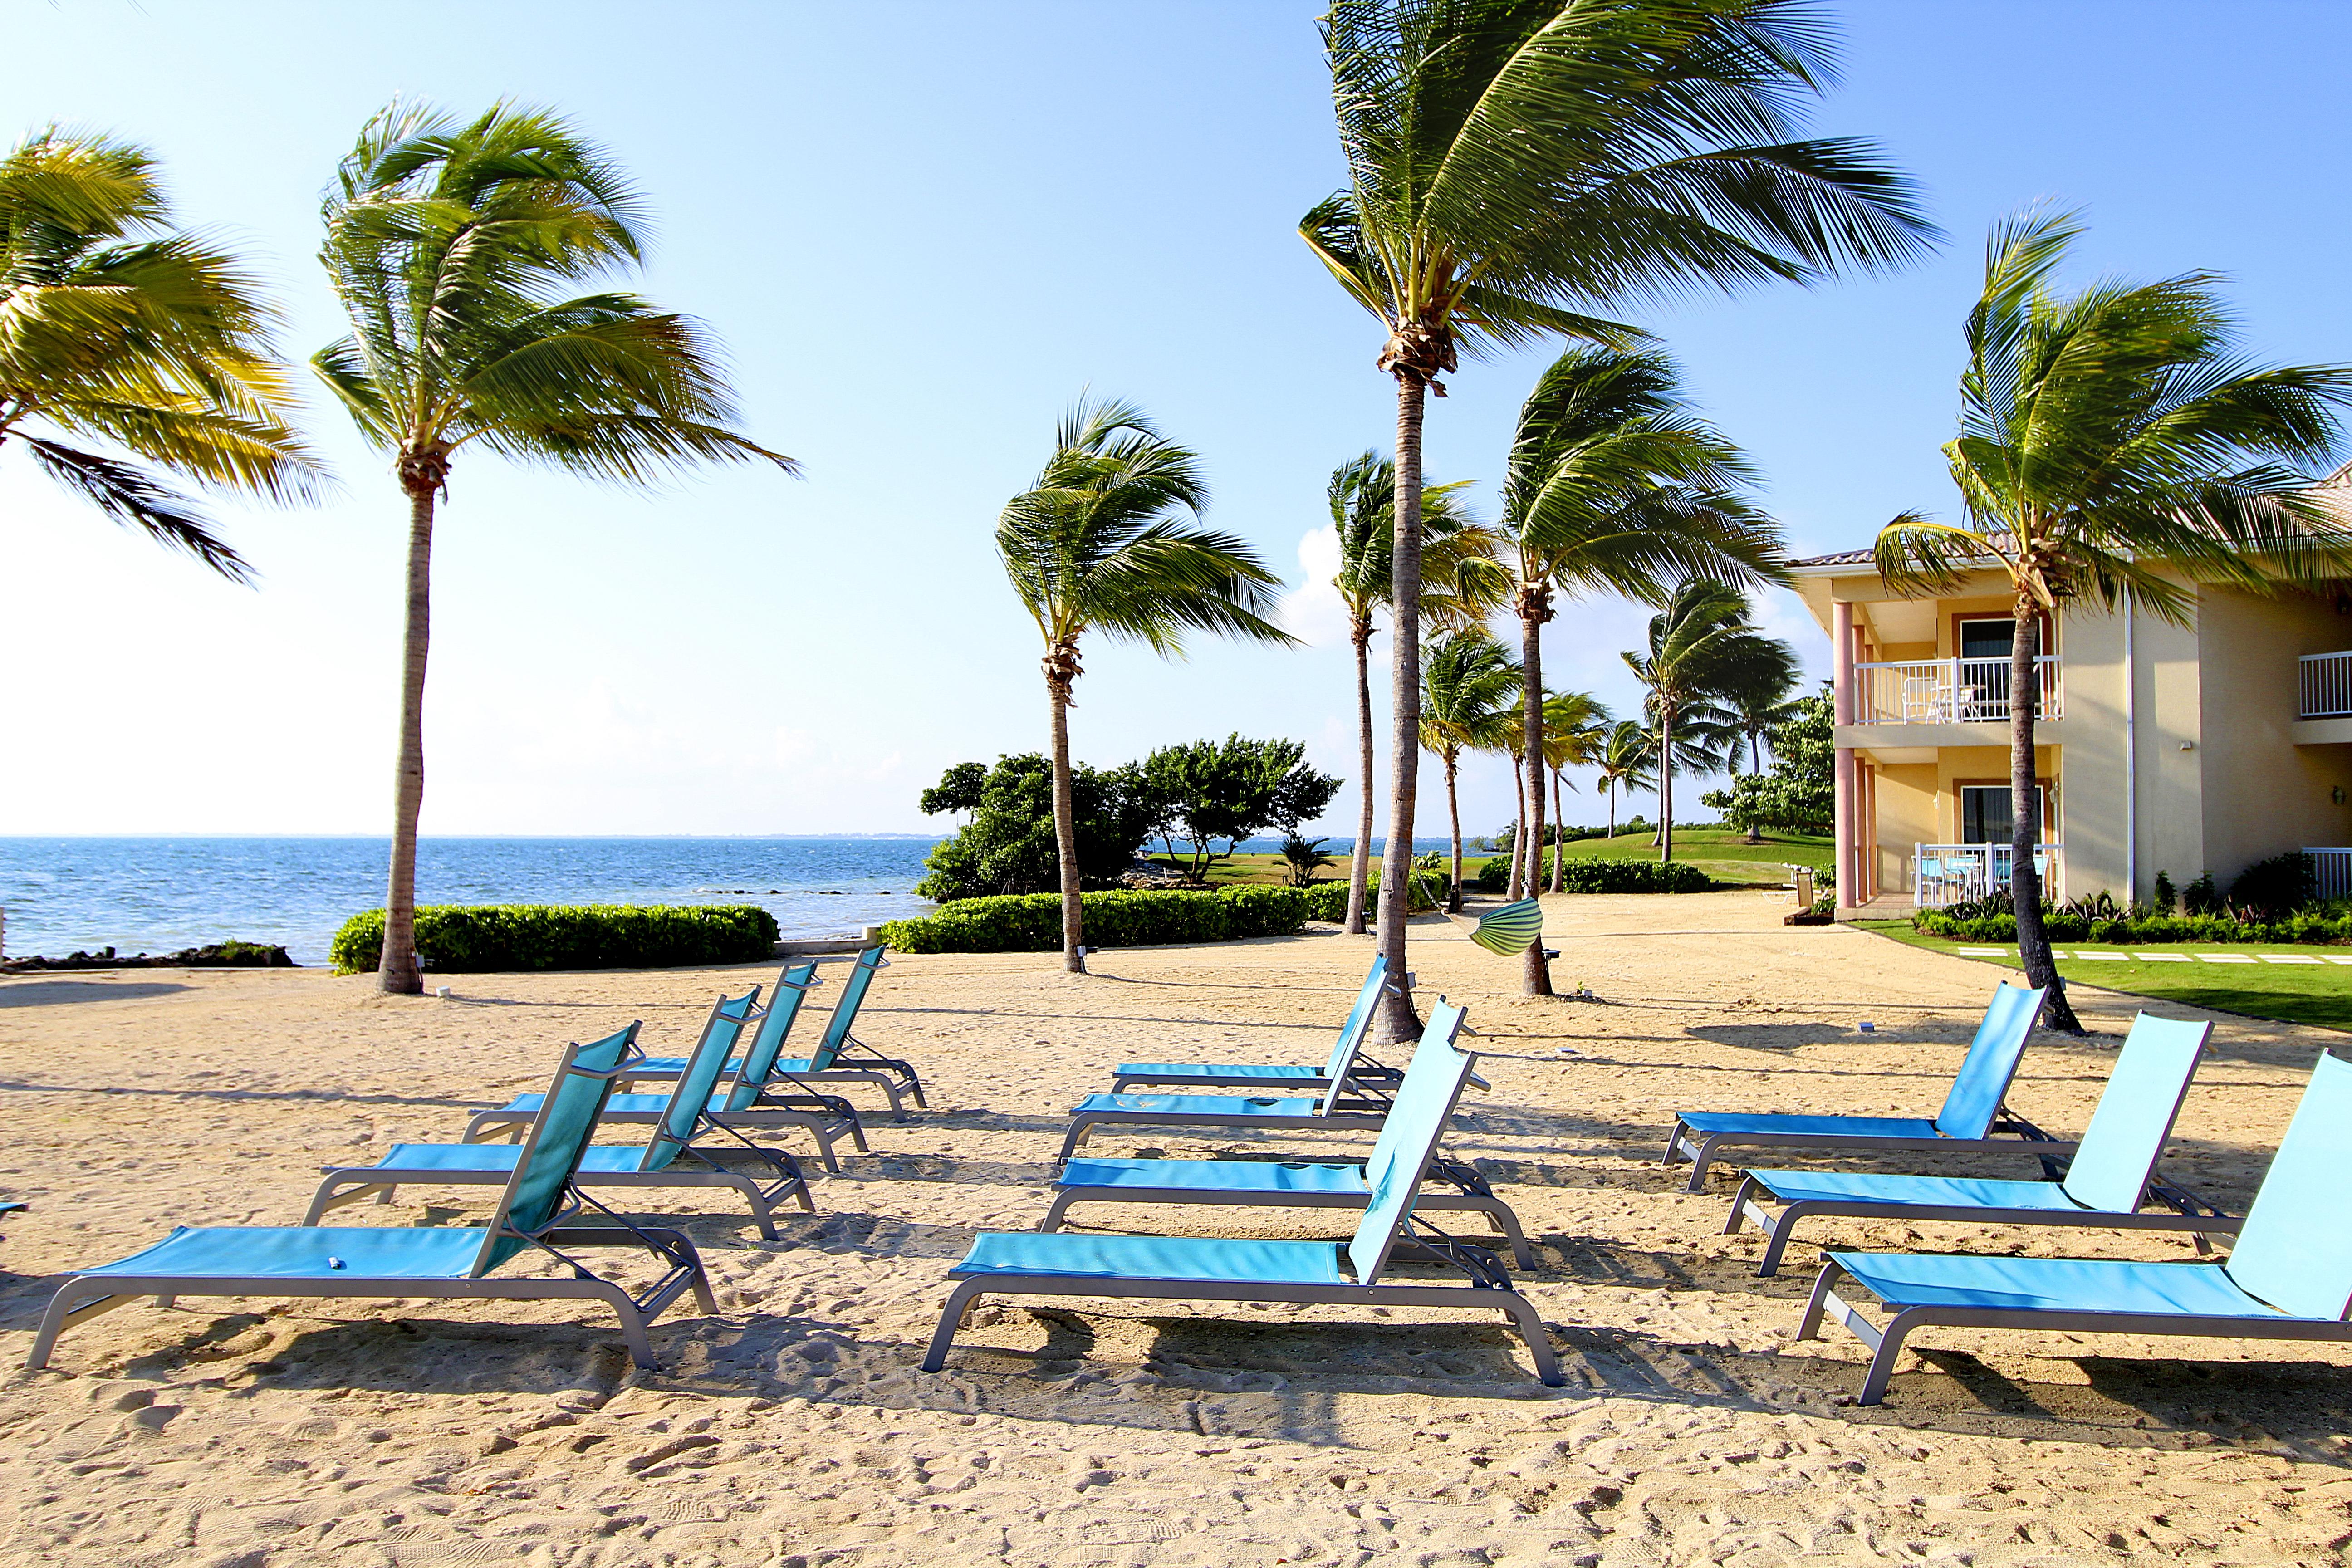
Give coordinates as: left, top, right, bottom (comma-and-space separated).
1, 890, 2347, 1566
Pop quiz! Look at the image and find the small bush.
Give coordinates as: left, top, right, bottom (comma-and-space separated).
2232, 853, 2318, 916
330, 904, 780, 975
1554, 858, 1712, 894
877, 884, 1312, 954
1474, 856, 1510, 893
2182, 871, 2221, 916
2152, 869, 2176, 914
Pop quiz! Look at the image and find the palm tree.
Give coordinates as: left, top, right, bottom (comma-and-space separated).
0, 129, 321, 581
1000, 396, 1294, 973
1710, 657, 1807, 778
1498, 347, 1783, 991
1592, 720, 1655, 841
1876, 209, 2352, 1034
1328, 452, 1505, 932
1304, 0, 1930, 1031
1540, 690, 1611, 892
315, 102, 793, 995
1623, 582, 1785, 863
1420, 630, 1520, 911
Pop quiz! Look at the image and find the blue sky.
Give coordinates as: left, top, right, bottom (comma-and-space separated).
5, 1, 2350, 840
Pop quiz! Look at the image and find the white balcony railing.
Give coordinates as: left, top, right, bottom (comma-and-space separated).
2299, 651, 2352, 719
1854, 657, 2061, 725
1912, 842, 2064, 909
2307, 848, 2352, 901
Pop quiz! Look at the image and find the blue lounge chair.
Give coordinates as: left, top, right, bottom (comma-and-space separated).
305, 988, 813, 1238
922, 1000, 1561, 1385
1105, 957, 1407, 1094
1664, 983, 2069, 1191
27, 1024, 715, 1372
464, 970, 867, 1171
1726, 1013, 2234, 1274
1799, 1050, 2352, 1405
620, 947, 925, 1119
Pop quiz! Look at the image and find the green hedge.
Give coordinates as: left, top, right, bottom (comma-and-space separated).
1298, 870, 1449, 922
330, 904, 781, 975
877, 885, 1312, 954
1913, 907, 2352, 946
1553, 858, 1713, 894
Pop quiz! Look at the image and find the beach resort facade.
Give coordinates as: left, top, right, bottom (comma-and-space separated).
1791, 550, 2352, 916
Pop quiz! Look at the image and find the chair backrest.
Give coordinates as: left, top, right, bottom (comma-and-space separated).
472, 1023, 640, 1274
806, 946, 886, 1070
1932, 982, 2049, 1138
1312, 956, 1390, 1114
1345, 1000, 1475, 1284
2057, 1013, 2211, 1212
724, 962, 820, 1111
2225, 1051, 2352, 1320
640, 988, 761, 1172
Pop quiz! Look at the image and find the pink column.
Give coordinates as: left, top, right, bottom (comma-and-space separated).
1833, 600, 1857, 910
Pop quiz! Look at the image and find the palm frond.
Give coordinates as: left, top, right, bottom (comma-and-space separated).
20, 435, 252, 582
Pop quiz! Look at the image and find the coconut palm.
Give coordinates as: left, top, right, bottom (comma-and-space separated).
1420, 630, 1521, 911
1540, 690, 1611, 892
1328, 451, 1507, 932
1304, 0, 1930, 1031
1592, 720, 1654, 841
1708, 656, 1807, 778
1876, 209, 2352, 1033
0, 129, 322, 580
1498, 347, 1783, 991
1623, 582, 1785, 863
1000, 396, 1294, 973
315, 102, 793, 995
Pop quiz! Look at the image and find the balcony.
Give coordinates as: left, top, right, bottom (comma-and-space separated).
2299, 651, 2352, 719
1853, 657, 2061, 726
1911, 842, 2064, 909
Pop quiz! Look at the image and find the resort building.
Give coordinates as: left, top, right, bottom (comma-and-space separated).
1789, 551, 2352, 917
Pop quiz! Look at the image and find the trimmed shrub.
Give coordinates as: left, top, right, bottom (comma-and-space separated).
877, 884, 1312, 955
1473, 856, 1510, 893
2232, 852, 2318, 916
1911, 902, 2352, 946
1553, 858, 1713, 894
330, 904, 780, 975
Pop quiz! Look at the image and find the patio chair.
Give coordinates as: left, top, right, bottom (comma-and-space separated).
1798, 1049, 2352, 1405
305, 987, 813, 1239
921, 1000, 1561, 1385
619, 947, 925, 1119
1663, 982, 2069, 1191
464, 969, 867, 1172
27, 1024, 716, 1372
1105, 956, 1407, 1094
1725, 1013, 2233, 1274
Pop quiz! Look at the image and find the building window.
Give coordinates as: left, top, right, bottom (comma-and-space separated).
1960, 784, 2048, 843
1958, 617, 2014, 660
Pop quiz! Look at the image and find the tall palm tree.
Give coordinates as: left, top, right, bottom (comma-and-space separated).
1541, 689, 1610, 892
0, 129, 321, 580
315, 102, 793, 995
1000, 396, 1294, 973
1420, 630, 1520, 911
1623, 582, 1784, 863
1592, 720, 1654, 841
1305, 0, 1930, 1032
1498, 346, 1783, 991
1709, 656, 1806, 778
1877, 209, 2352, 1034
1327, 452, 1505, 932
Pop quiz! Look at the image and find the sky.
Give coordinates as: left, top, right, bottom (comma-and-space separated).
6, 1, 2352, 843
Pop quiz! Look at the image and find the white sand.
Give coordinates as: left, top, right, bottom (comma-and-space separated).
1, 891, 2347, 1566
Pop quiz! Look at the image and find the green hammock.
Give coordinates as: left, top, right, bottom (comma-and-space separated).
1470, 897, 1544, 957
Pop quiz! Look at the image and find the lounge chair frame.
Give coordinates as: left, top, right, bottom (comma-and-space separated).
1104, 959, 1408, 1095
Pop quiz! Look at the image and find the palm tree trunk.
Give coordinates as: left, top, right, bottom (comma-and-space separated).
1345, 620, 1375, 935
1549, 767, 1566, 893
1517, 603, 1552, 995
1373, 375, 1426, 1039
378, 479, 436, 996
2009, 590, 2078, 1030
1445, 753, 1464, 913
1507, 764, 1528, 899
1607, 779, 1617, 840
1659, 704, 1676, 864
1743, 728, 1765, 842
1048, 667, 1086, 975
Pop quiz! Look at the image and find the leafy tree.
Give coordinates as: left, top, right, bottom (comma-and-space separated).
1622, 582, 1784, 862
0, 128, 322, 580
1701, 685, 1832, 838
1420, 630, 1520, 911
1327, 451, 1507, 932
913, 754, 1161, 903
1303, 0, 1929, 1034
998, 401, 1294, 970
1875, 209, 2352, 1033
315, 102, 791, 994
1143, 734, 1342, 881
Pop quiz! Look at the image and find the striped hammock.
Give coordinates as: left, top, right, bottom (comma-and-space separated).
1470, 897, 1544, 957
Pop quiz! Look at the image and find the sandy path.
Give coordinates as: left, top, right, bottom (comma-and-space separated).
0, 891, 2346, 1566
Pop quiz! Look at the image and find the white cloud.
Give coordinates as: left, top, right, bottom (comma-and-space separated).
1281, 524, 1356, 649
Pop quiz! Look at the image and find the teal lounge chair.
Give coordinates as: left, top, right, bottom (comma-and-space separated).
464, 970, 866, 1171
923, 1000, 1561, 1385
28, 1024, 715, 1372
1664, 983, 2069, 1191
305, 989, 813, 1239
1105, 957, 1407, 1095
619, 948, 925, 1119
1726, 1013, 2234, 1275
1799, 1049, 2352, 1405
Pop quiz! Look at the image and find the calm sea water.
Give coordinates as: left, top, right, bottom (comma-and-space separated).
0, 838, 943, 965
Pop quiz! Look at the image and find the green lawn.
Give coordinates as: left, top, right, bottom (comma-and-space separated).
1858, 919, 2352, 1033
1148, 829, 1829, 891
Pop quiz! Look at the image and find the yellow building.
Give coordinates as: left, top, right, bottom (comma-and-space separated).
1788, 552, 2352, 916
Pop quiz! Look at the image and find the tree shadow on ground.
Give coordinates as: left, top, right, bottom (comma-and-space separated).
0, 980, 191, 1008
